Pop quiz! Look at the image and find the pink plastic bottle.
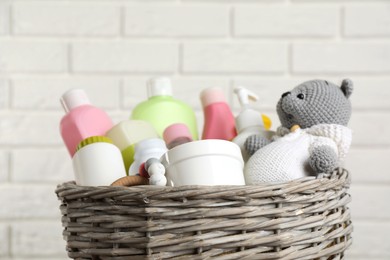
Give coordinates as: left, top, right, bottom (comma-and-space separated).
200, 87, 237, 140
60, 89, 113, 157
163, 123, 193, 149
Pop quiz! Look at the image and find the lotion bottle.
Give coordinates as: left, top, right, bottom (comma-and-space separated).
60, 89, 113, 157
163, 123, 193, 149
200, 87, 237, 140
232, 87, 273, 162
130, 77, 198, 140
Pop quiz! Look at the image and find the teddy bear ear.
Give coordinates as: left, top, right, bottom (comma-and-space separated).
340, 79, 353, 98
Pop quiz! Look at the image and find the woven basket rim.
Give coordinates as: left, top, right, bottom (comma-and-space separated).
57, 167, 350, 191
56, 168, 351, 203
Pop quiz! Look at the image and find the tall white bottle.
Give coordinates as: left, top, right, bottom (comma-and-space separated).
232, 87, 273, 162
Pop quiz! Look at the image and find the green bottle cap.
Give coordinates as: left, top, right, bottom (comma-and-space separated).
76, 136, 113, 151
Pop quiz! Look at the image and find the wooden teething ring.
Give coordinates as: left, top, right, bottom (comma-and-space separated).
111, 175, 149, 187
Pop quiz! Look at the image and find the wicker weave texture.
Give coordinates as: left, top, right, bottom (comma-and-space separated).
55, 168, 352, 260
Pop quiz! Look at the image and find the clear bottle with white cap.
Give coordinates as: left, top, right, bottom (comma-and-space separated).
130, 77, 198, 140
106, 120, 159, 173
232, 87, 274, 162
60, 89, 113, 157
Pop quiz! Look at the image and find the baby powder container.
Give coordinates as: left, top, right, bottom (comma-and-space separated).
161, 140, 245, 186
106, 120, 159, 173
130, 77, 198, 140
72, 136, 127, 186
128, 138, 168, 176
60, 89, 113, 157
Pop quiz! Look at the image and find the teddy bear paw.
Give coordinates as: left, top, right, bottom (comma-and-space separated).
309, 146, 339, 174
244, 135, 271, 156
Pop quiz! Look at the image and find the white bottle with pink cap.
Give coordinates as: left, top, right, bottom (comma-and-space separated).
60, 89, 113, 157
200, 87, 237, 140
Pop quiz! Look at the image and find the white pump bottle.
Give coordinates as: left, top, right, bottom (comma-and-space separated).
232, 87, 273, 162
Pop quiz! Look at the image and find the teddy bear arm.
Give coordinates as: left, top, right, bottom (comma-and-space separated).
309, 145, 339, 174
244, 135, 272, 156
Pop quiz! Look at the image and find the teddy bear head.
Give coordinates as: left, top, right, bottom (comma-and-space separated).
276, 79, 353, 129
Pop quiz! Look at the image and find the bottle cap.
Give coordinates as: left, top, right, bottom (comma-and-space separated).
163, 123, 193, 146
135, 138, 167, 155
60, 89, 91, 113
233, 87, 264, 133
76, 136, 113, 151
147, 77, 173, 98
200, 87, 226, 108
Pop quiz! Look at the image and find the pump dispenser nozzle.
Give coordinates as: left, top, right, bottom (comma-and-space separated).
234, 87, 259, 110
232, 87, 274, 162
233, 87, 264, 133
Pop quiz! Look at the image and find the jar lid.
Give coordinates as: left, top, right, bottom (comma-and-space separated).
76, 136, 113, 151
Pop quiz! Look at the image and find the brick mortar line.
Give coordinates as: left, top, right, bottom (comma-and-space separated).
3, 37, 390, 42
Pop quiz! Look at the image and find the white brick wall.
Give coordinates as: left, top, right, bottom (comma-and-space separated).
1, 0, 389, 259
293, 43, 390, 73
345, 5, 390, 37
72, 42, 178, 73
0, 40, 67, 73
13, 3, 121, 36
183, 43, 288, 73
0, 4, 9, 36
11, 221, 66, 257
12, 77, 121, 110
125, 5, 229, 37
234, 6, 339, 37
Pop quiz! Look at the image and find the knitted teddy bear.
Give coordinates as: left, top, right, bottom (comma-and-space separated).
244, 79, 353, 184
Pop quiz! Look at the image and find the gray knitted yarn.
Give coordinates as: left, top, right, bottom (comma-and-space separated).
277, 79, 353, 129
245, 135, 271, 156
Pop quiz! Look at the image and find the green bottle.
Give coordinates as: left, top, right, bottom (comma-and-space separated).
130, 77, 198, 140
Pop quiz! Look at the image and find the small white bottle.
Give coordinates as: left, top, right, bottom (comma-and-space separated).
72, 136, 127, 186
128, 138, 168, 176
232, 87, 273, 162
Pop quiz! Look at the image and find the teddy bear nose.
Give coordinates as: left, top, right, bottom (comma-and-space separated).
281, 92, 291, 98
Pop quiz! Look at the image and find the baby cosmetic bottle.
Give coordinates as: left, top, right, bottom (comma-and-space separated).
72, 136, 127, 186
232, 87, 273, 162
130, 77, 198, 140
163, 123, 193, 149
200, 87, 237, 140
106, 120, 159, 173
128, 138, 168, 176
60, 89, 113, 157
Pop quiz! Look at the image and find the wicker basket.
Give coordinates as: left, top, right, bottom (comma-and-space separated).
55, 168, 352, 260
